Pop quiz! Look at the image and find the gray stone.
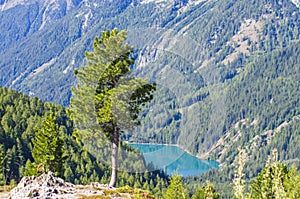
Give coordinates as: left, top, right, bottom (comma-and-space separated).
9, 172, 106, 199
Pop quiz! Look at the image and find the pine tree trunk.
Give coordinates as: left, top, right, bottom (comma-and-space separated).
109, 129, 119, 187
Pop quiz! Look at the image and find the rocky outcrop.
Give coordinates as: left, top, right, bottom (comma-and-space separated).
9, 172, 156, 199
9, 172, 112, 199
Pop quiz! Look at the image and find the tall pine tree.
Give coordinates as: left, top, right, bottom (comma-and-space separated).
69, 29, 156, 187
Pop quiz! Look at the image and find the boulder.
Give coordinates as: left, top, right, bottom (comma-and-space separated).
9, 172, 105, 199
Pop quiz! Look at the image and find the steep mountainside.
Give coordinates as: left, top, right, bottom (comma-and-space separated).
0, 0, 299, 184
0, 0, 83, 51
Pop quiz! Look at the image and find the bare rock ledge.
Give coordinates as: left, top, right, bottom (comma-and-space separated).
9, 172, 122, 199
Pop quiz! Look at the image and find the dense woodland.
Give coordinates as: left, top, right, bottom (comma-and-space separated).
0, 87, 169, 198
1, 86, 299, 198
0, 0, 300, 198
125, 1, 300, 191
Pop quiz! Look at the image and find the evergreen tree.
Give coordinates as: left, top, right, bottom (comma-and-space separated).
134, 179, 142, 189
0, 144, 5, 185
164, 175, 189, 199
23, 159, 38, 177
3, 147, 14, 184
16, 138, 25, 176
250, 162, 288, 199
64, 166, 74, 183
31, 110, 65, 177
233, 148, 247, 199
250, 149, 297, 199
284, 166, 300, 199
69, 29, 155, 187
192, 181, 220, 199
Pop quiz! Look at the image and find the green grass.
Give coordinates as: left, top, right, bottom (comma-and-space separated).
78, 185, 156, 199
0, 185, 14, 192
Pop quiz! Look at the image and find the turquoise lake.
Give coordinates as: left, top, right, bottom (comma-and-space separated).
129, 143, 219, 177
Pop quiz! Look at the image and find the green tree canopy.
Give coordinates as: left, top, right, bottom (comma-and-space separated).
164, 175, 189, 199
192, 180, 220, 199
0, 144, 5, 185
250, 162, 300, 199
31, 110, 65, 177
69, 29, 156, 187
250, 149, 300, 199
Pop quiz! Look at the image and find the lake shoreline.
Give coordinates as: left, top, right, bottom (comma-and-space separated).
127, 142, 219, 163
128, 142, 220, 176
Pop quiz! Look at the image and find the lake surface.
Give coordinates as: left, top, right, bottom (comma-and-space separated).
129, 143, 219, 177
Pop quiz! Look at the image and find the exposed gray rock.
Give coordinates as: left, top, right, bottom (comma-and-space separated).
9, 172, 107, 199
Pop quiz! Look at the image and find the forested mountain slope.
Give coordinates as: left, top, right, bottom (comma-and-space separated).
187, 42, 300, 197
1, 0, 298, 106
0, 87, 169, 197
0, 0, 299, 190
